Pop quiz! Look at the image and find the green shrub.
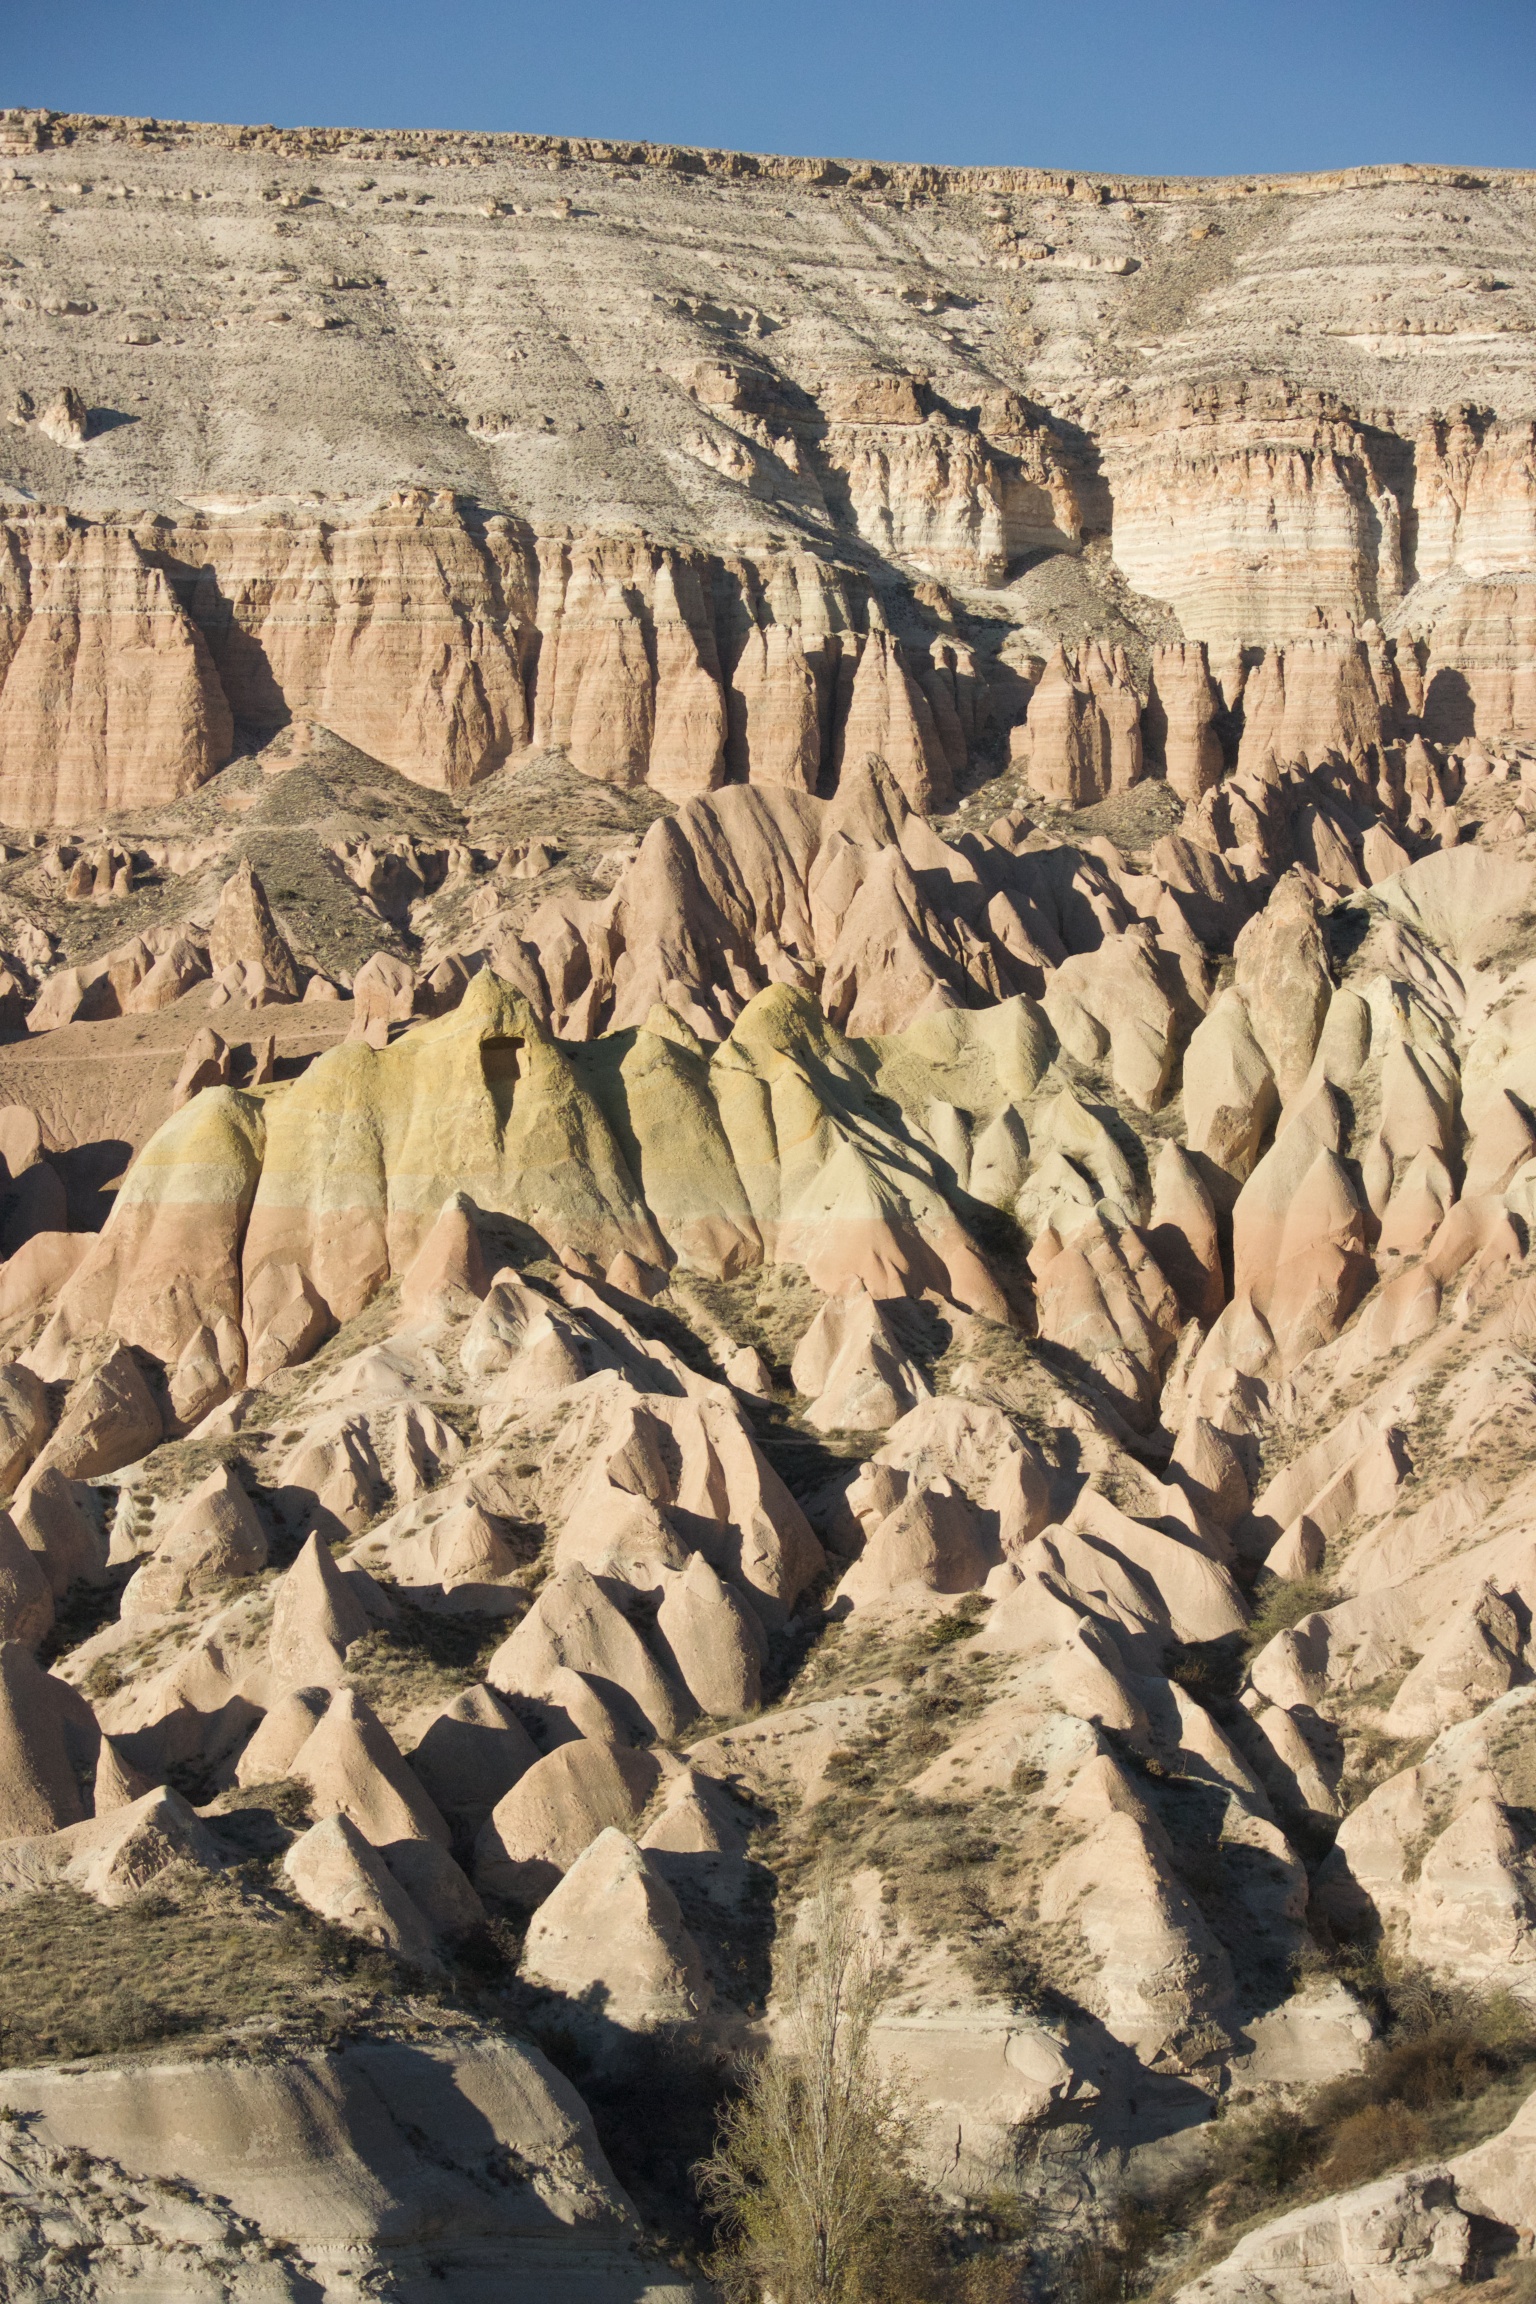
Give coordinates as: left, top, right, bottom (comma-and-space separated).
1245, 1573, 1340, 1655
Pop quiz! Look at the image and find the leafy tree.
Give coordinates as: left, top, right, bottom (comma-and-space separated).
701, 1876, 943, 2303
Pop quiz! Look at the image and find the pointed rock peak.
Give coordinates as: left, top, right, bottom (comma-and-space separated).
824, 750, 912, 848
93, 1734, 159, 1815
284, 1811, 442, 1968
400, 1193, 491, 1323
210, 860, 299, 999
520, 1825, 713, 2025
288, 1530, 371, 1633
641, 1002, 707, 1058
0, 1508, 52, 1648
268, 1530, 373, 1689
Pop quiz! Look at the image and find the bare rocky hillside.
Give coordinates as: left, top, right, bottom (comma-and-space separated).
0, 103, 1532, 2304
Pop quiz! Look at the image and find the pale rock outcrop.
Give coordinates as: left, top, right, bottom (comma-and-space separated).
0, 2029, 654, 2294
235, 1684, 331, 1787
267, 1531, 374, 1689
1031, 1207, 1183, 1426
868, 1396, 1052, 1557
208, 861, 300, 1003
171, 1027, 231, 1111
539, 1377, 824, 1627
120, 1465, 268, 1623
0, 1642, 89, 1838
836, 1476, 993, 1609
654, 1552, 765, 1717
405, 1682, 538, 1835
1100, 384, 1409, 645
1176, 2084, 1536, 2304
0, 1361, 50, 1496
1222, 1090, 1370, 1372
0, 524, 233, 824
790, 1292, 933, 1431
1148, 1142, 1224, 1323
1233, 872, 1334, 1099
1315, 1689, 1536, 1996
288, 1687, 451, 1849
1383, 1584, 1528, 1739
1168, 1418, 1250, 1532
398, 1192, 491, 1321
0, 1784, 224, 1910
489, 1562, 690, 1744
31, 1342, 161, 1481
723, 1342, 774, 1395
283, 1812, 442, 1966
1038, 1805, 1233, 2058
243, 1257, 330, 1388
350, 951, 417, 1047
1177, 988, 1279, 1182
1175, 2166, 1485, 2304
1019, 642, 1143, 807
92, 1735, 160, 1815
1043, 923, 1196, 1112
126, 929, 212, 1014
10, 1464, 106, 1594
1236, 632, 1387, 776
520, 1827, 713, 2037
0, 1508, 52, 1645
474, 1737, 663, 1905
640, 1765, 753, 1858
382, 1835, 487, 1945
28, 1088, 266, 1385
1464, 1088, 1536, 1199
1146, 642, 1225, 800
1024, 1487, 1247, 1651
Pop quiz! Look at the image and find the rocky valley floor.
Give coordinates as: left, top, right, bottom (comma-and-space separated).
0, 101, 1532, 2304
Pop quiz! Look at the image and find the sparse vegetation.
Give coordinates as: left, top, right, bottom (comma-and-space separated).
1243, 1572, 1341, 1654
0, 1869, 407, 2066
701, 1879, 952, 2303
342, 1598, 507, 1724
1068, 1981, 1536, 2300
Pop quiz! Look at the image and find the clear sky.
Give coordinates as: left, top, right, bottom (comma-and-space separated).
6, 0, 1533, 178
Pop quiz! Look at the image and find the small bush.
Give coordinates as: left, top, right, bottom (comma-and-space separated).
1083, 1989, 1536, 2300
1245, 1573, 1340, 1654
923, 1595, 993, 1650
1314, 2102, 1431, 2189
343, 1600, 505, 1724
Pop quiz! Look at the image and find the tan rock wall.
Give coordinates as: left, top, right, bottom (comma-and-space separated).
1100, 385, 1408, 646
1414, 412, 1536, 582
0, 522, 233, 825
1415, 578, 1536, 746
184, 493, 539, 794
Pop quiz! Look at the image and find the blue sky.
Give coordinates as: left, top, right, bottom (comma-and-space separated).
6, 0, 1533, 177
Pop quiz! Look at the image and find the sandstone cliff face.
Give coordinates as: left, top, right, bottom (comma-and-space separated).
1414, 410, 1536, 582
0, 119, 1530, 822
181, 494, 539, 795
0, 521, 233, 824
1413, 577, 1536, 745
1017, 640, 1144, 805
816, 386, 1082, 587
1099, 383, 1411, 646
0, 507, 976, 817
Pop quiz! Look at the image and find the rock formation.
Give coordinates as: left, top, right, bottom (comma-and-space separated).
0, 100, 1533, 2304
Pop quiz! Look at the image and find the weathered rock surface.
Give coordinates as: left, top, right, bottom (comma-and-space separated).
0, 2035, 699, 2301
2, 105, 1536, 2304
